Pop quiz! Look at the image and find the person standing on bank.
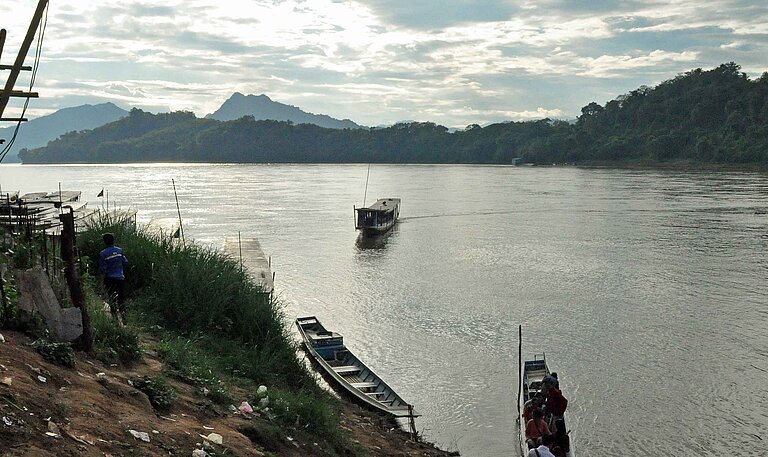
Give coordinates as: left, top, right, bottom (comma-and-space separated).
99, 233, 128, 323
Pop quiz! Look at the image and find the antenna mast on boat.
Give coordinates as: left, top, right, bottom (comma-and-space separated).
0, 0, 49, 160
362, 163, 371, 207
517, 324, 522, 417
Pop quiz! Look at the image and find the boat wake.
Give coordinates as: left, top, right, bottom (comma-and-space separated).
401, 209, 521, 221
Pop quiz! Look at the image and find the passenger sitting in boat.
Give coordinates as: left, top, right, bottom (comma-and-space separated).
550, 443, 566, 457
522, 392, 544, 423
544, 385, 568, 431
526, 433, 556, 457
525, 408, 550, 449
543, 372, 559, 389
551, 420, 570, 455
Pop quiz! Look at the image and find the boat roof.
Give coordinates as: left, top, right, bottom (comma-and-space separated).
357, 198, 400, 212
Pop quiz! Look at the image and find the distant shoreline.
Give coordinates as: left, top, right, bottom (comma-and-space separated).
7, 160, 768, 173
575, 160, 768, 173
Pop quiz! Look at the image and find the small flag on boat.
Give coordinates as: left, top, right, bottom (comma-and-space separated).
97, 188, 104, 197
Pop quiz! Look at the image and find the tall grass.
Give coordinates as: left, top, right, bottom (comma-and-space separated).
77, 221, 314, 389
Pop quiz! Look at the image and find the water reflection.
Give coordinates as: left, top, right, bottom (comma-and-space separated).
354, 225, 398, 250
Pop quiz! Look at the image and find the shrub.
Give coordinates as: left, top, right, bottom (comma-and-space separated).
33, 339, 76, 368
131, 375, 177, 411
157, 334, 230, 404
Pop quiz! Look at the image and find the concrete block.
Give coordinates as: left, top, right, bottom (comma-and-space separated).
18, 266, 83, 342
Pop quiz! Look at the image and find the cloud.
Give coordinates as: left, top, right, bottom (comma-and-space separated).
2, 0, 768, 128
355, 0, 519, 29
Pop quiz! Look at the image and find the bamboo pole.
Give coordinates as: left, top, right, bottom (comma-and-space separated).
0, 0, 49, 119
517, 324, 523, 456
517, 324, 522, 417
362, 163, 370, 207
172, 179, 185, 244
238, 231, 243, 271
0, 29, 7, 62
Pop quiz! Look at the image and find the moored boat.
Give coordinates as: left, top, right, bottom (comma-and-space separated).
354, 198, 400, 236
520, 354, 574, 457
295, 316, 416, 418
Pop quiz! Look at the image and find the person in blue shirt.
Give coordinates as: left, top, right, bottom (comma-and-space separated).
99, 233, 128, 323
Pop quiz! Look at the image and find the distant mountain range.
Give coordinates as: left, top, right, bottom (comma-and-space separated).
1, 94, 363, 163
206, 93, 362, 129
18, 63, 768, 167
0, 103, 128, 163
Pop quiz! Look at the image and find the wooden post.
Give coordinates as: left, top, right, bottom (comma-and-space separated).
408, 404, 417, 440
60, 208, 93, 353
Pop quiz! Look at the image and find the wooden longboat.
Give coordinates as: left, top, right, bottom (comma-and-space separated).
354, 198, 400, 236
520, 354, 575, 457
295, 316, 416, 418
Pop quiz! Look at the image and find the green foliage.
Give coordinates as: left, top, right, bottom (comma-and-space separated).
85, 279, 142, 364
156, 334, 231, 404
19, 63, 768, 167
242, 388, 364, 457
238, 422, 286, 455
131, 375, 177, 411
33, 339, 76, 368
1, 270, 20, 324
267, 388, 339, 432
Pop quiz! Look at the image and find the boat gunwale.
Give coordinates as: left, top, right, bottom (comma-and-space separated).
295, 316, 416, 418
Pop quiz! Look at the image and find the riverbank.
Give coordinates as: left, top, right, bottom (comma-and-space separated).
574, 159, 768, 172
0, 329, 456, 456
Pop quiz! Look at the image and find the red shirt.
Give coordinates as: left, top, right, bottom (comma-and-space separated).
522, 400, 540, 422
525, 418, 550, 439
546, 387, 568, 417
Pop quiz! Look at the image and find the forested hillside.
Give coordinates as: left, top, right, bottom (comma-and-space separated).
18, 63, 768, 166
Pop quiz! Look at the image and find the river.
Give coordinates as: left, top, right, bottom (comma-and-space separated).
1, 163, 767, 456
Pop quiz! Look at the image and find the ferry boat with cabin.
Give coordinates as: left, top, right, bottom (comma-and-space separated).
354, 198, 400, 236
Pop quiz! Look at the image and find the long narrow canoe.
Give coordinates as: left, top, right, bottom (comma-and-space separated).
520, 354, 575, 457
296, 316, 416, 418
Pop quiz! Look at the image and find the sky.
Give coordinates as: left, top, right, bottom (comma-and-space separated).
2, 0, 768, 128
